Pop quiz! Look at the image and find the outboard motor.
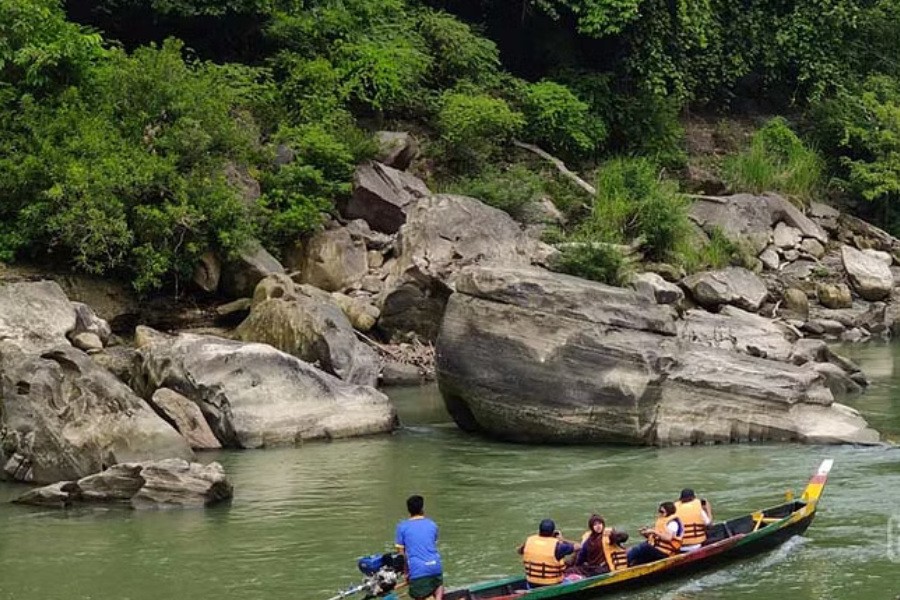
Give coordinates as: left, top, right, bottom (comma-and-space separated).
356, 552, 405, 598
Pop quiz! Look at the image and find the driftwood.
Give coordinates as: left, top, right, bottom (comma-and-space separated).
355, 331, 435, 375
513, 140, 596, 197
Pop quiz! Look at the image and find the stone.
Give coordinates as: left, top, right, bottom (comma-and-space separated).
799, 238, 826, 259
381, 361, 423, 387
782, 288, 809, 319
70, 301, 112, 345
817, 283, 853, 309
629, 272, 684, 306
345, 219, 394, 251
0, 345, 193, 484
681, 267, 769, 312
71, 332, 103, 353
803, 319, 846, 338
342, 161, 432, 234
331, 292, 380, 332
14, 460, 233, 509
236, 275, 379, 387
678, 306, 797, 362
840, 328, 868, 343
436, 265, 878, 445
133, 330, 396, 448
773, 222, 802, 249
367, 250, 385, 270
150, 388, 222, 450
220, 239, 285, 299
360, 275, 384, 294
759, 247, 780, 271
783, 249, 800, 262
89, 346, 136, 385
0, 280, 75, 354
214, 298, 252, 318
192, 251, 221, 293
862, 248, 893, 267
841, 244, 893, 301
293, 228, 368, 292
374, 131, 420, 170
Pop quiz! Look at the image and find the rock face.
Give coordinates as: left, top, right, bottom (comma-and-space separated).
220, 239, 285, 299
13, 459, 232, 509
342, 161, 432, 234
150, 388, 222, 450
0, 346, 193, 484
436, 266, 879, 446
133, 329, 396, 448
0, 281, 76, 353
380, 194, 551, 340
236, 274, 379, 386
841, 244, 893, 301
682, 267, 768, 312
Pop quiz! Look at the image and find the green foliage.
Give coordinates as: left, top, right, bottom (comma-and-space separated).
580, 157, 689, 262
723, 117, 823, 204
677, 226, 756, 273
437, 91, 524, 163
337, 35, 431, 113
417, 9, 500, 88
0, 0, 105, 91
518, 80, 606, 158
444, 164, 544, 220
530, 0, 642, 36
555, 240, 626, 285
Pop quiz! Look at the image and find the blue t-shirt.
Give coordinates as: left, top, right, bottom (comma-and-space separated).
395, 516, 442, 579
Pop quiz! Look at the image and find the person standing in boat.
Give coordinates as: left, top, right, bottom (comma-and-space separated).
518, 519, 581, 587
674, 489, 712, 551
395, 495, 444, 600
626, 502, 684, 566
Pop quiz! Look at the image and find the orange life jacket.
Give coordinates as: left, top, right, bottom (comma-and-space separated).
675, 499, 708, 546
601, 536, 628, 572
648, 516, 683, 556
523, 535, 566, 585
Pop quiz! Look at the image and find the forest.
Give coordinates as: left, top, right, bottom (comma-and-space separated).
2, 0, 899, 291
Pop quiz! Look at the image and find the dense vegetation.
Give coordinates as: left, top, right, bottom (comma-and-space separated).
2, 0, 900, 290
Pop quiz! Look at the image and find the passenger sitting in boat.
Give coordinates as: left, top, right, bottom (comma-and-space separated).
570, 515, 630, 576
626, 502, 684, 566
674, 488, 712, 551
518, 519, 581, 587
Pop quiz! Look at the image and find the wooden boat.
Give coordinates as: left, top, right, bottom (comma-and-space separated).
439, 459, 834, 600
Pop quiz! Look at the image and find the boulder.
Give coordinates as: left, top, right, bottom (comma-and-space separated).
192, 251, 221, 293
781, 288, 810, 320
808, 202, 840, 232
342, 161, 431, 234
817, 282, 853, 309
220, 239, 285, 299
14, 459, 233, 509
70, 302, 112, 345
759, 247, 780, 271
71, 332, 103, 353
292, 228, 368, 292
773, 222, 802, 249
0, 280, 75, 353
0, 345, 193, 484
799, 238, 826, 259
677, 306, 796, 362
436, 265, 878, 446
150, 388, 222, 450
132, 329, 396, 448
345, 219, 395, 251
841, 244, 893, 301
374, 131, 419, 170
89, 345, 137, 385
629, 272, 684, 306
236, 275, 379, 386
379, 194, 549, 340
381, 361, 423, 386
863, 248, 893, 267
332, 292, 380, 332
682, 267, 768, 312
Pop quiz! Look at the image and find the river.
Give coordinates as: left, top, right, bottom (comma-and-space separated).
1, 347, 899, 600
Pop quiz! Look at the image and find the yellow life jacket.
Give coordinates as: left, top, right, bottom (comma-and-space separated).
648, 516, 683, 556
675, 499, 708, 546
523, 535, 566, 585
601, 536, 628, 572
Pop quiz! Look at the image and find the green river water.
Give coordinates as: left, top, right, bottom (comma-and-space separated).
2, 345, 900, 600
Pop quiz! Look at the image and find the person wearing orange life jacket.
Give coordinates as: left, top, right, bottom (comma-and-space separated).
518, 519, 581, 587
571, 515, 629, 576
626, 502, 684, 566
674, 488, 712, 552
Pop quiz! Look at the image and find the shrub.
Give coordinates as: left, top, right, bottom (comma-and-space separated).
555, 239, 627, 285
444, 164, 544, 220
519, 80, 606, 159
417, 10, 500, 88
722, 117, 823, 204
337, 35, 431, 113
437, 91, 524, 163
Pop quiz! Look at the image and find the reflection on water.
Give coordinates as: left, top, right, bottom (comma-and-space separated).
1, 352, 900, 600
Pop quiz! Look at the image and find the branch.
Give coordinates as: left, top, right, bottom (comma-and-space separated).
513, 140, 596, 197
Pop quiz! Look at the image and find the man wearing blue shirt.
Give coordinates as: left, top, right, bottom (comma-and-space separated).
395, 495, 444, 600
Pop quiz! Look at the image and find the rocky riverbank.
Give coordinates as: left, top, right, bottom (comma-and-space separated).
3, 133, 898, 500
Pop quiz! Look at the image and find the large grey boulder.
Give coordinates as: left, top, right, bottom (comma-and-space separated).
374, 131, 419, 171
629, 272, 684, 306
841, 244, 893, 301
380, 194, 551, 340
436, 266, 879, 446
150, 388, 222, 450
290, 228, 368, 292
70, 302, 111, 346
0, 281, 76, 353
220, 239, 285, 299
236, 274, 378, 387
342, 161, 431, 234
133, 329, 396, 448
681, 267, 768, 312
14, 459, 232, 509
0, 345, 193, 484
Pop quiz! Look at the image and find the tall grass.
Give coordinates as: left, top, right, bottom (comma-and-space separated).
723, 117, 824, 205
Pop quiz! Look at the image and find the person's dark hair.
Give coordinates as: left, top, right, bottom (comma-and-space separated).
679, 488, 695, 501
539, 518, 556, 536
407, 495, 425, 516
659, 501, 676, 517
609, 529, 629, 545
587, 514, 605, 534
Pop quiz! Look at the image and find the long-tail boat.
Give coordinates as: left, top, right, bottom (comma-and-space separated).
333, 459, 833, 600
440, 458, 833, 600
